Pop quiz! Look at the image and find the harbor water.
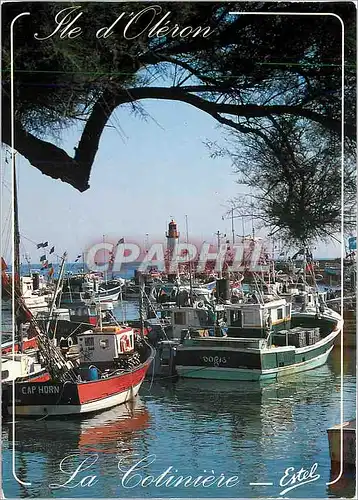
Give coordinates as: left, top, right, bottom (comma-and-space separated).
2, 334, 356, 498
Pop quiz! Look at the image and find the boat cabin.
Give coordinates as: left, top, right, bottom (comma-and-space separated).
224, 298, 291, 338
1, 352, 42, 382
169, 304, 218, 339
68, 301, 114, 325
78, 326, 135, 367
21, 274, 49, 297
280, 287, 327, 311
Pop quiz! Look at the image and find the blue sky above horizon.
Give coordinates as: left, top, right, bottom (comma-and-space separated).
1, 99, 341, 264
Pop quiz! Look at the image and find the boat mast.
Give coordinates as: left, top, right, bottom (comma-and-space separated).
103, 234, 107, 284
12, 153, 22, 344
216, 231, 221, 279
185, 215, 193, 305
231, 208, 235, 245
13, 154, 20, 290
139, 274, 145, 337
47, 252, 67, 337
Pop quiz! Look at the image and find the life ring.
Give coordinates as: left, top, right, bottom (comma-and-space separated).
120, 334, 132, 353
67, 337, 74, 348
197, 301, 204, 309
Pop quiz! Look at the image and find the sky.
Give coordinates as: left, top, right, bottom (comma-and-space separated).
1, 98, 342, 264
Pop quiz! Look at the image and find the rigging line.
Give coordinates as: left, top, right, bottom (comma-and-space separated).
1, 178, 12, 193
19, 234, 62, 260
142, 289, 170, 342
1, 205, 12, 236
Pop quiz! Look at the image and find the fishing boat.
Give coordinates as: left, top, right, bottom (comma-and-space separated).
2, 273, 54, 314
60, 274, 123, 305
6, 324, 155, 418
1, 309, 50, 384
1, 329, 38, 355
174, 293, 343, 381
1, 351, 49, 384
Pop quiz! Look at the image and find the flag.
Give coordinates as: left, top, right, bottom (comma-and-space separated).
49, 246, 55, 254
40, 255, 46, 262
118, 238, 124, 244
1, 257, 7, 271
74, 254, 82, 262
37, 241, 48, 249
48, 267, 54, 277
48, 263, 53, 268
41, 261, 48, 270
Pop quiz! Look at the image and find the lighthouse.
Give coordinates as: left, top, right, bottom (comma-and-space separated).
166, 219, 179, 251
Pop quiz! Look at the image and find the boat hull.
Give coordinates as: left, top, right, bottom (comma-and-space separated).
11, 380, 143, 417
1, 336, 38, 354
175, 315, 342, 381
175, 345, 334, 380
8, 346, 154, 417
60, 286, 122, 305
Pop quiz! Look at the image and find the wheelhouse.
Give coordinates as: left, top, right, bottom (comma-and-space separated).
224, 298, 291, 338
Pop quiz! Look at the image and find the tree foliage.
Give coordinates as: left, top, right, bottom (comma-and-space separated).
210, 117, 356, 245
2, 2, 356, 191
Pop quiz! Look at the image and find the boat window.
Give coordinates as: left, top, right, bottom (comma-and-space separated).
84, 337, 95, 347
1, 370, 9, 379
286, 305, 291, 318
243, 311, 256, 326
230, 310, 242, 327
174, 312, 186, 325
277, 308, 283, 320
100, 339, 109, 348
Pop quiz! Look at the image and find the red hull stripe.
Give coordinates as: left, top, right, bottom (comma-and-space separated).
2, 337, 38, 354
29, 373, 51, 382
78, 364, 148, 404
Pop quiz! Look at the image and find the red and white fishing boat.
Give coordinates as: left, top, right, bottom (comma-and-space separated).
2, 335, 38, 355
6, 325, 155, 418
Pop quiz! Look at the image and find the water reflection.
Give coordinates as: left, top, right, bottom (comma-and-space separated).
7, 397, 150, 457
140, 349, 356, 497
3, 398, 151, 498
